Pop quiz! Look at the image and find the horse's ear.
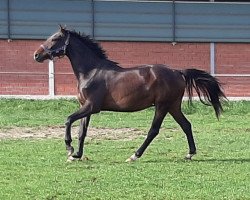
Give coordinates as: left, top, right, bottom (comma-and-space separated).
58, 24, 63, 30
58, 24, 67, 34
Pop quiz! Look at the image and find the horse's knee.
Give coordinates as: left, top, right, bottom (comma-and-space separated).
65, 117, 72, 126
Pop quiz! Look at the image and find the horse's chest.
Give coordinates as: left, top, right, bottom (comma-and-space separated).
77, 93, 86, 106
79, 77, 92, 89
76, 78, 94, 105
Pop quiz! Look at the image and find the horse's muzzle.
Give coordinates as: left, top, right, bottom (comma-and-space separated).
34, 45, 47, 62
33, 53, 43, 62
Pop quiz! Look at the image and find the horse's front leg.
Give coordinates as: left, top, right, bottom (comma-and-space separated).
65, 103, 92, 160
65, 123, 74, 157
68, 116, 91, 161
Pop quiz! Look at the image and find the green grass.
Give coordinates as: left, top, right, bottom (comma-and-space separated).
0, 98, 249, 130
0, 99, 249, 199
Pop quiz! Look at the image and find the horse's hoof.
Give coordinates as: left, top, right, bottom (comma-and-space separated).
66, 155, 81, 162
125, 158, 135, 163
184, 153, 195, 160
66, 155, 89, 162
66, 155, 77, 162
125, 154, 138, 163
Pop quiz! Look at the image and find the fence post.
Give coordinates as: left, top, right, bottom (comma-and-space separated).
7, 0, 11, 41
48, 60, 55, 97
210, 43, 215, 76
209, 0, 215, 75
91, 0, 95, 38
172, 0, 176, 44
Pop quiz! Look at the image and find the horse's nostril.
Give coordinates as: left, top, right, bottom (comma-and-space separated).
34, 53, 40, 61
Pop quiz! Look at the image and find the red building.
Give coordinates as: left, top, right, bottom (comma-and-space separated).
0, 1, 249, 99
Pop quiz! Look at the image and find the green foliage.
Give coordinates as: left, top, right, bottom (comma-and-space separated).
0, 99, 249, 199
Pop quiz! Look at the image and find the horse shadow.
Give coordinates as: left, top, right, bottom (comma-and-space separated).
143, 157, 250, 164
192, 158, 250, 163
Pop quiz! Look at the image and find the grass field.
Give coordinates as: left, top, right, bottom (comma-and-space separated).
0, 99, 249, 199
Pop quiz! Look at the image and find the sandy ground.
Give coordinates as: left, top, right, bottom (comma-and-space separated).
0, 126, 144, 140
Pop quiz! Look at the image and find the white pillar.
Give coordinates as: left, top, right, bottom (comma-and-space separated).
210, 42, 215, 76
210, 0, 215, 76
48, 60, 55, 97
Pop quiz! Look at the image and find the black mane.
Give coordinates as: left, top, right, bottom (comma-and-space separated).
69, 30, 108, 60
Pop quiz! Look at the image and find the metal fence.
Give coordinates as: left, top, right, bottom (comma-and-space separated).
1, 0, 250, 42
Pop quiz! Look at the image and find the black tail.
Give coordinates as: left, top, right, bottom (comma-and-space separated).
182, 69, 227, 119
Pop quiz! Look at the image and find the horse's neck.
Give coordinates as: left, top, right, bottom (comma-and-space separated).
66, 40, 122, 78
66, 43, 101, 78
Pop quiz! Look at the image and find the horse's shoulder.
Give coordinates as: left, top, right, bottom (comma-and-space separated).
77, 69, 102, 89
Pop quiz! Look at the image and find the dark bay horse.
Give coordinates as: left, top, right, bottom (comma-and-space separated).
34, 27, 226, 162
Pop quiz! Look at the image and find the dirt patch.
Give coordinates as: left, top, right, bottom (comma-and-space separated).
0, 126, 145, 140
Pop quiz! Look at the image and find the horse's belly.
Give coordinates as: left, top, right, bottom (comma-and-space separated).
102, 90, 154, 112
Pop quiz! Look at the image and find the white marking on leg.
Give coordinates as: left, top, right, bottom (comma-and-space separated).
185, 153, 195, 160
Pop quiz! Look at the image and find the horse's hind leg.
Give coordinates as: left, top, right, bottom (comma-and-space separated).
126, 104, 168, 162
169, 105, 197, 160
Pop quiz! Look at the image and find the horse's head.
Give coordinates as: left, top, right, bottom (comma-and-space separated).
34, 25, 70, 62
